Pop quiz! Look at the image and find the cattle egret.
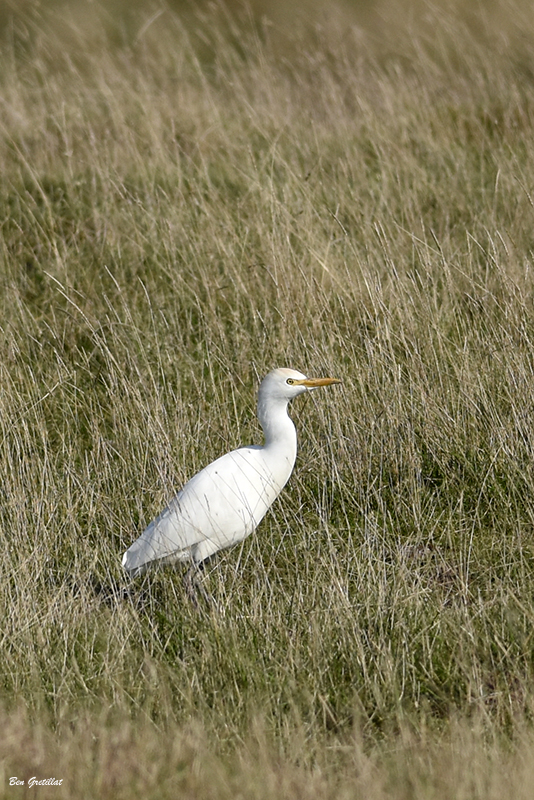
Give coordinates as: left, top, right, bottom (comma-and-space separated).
122, 367, 341, 602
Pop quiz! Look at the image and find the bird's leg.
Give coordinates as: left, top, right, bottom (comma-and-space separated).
184, 563, 216, 610
184, 564, 201, 607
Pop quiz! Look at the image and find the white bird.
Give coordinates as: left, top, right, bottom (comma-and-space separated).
122, 367, 341, 601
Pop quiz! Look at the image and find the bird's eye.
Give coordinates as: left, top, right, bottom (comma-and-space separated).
286, 378, 295, 385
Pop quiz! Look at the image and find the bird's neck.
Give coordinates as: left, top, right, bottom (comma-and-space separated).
257, 397, 297, 455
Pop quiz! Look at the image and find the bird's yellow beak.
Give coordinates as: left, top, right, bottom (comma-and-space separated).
298, 377, 342, 388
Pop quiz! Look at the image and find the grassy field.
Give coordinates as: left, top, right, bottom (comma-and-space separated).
2, 0, 534, 796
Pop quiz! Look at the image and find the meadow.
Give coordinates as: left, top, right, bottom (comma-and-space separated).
2, 0, 534, 796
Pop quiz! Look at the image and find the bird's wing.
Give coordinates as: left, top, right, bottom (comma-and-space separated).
122, 445, 287, 572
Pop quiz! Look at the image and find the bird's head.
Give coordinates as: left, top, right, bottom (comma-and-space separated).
259, 368, 341, 403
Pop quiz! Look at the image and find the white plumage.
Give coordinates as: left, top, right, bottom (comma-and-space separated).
122, 368, 340, 598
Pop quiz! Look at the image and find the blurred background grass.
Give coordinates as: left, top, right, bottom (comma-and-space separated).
1, 0, 532, 54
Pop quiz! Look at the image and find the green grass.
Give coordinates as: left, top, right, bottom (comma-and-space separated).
2, 0, 534, 796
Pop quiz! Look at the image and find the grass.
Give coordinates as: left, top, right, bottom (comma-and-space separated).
2, 0, 534, 795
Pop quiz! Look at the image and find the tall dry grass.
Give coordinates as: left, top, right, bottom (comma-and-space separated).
1, 0, 534, 796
